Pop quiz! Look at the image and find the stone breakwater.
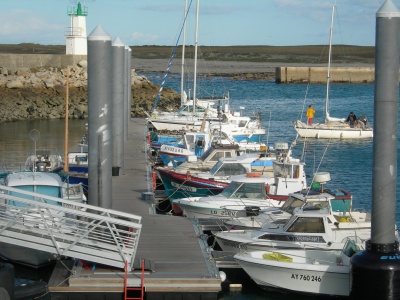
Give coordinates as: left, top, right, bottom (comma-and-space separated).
0, 60, 180, 123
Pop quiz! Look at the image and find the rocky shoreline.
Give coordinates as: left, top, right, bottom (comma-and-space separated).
0, 57, 373, 122
0, 60, 182, 122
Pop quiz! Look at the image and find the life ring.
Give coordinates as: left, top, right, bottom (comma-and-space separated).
247, 172, 262, 178
152, 171, 157, 191
186, 170, 191, 181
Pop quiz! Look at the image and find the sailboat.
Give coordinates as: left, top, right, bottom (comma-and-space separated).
146, 0, 235, 132
294, 4, 373, 139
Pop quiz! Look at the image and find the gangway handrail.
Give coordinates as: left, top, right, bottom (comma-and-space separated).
0, 184, 142, 223
0, 185, 142, 270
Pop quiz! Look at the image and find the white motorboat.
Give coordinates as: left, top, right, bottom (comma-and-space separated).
210, 112, 266, 144
234, 238, 362, 297
294, 4, 373, 139
172, 167, 307, 219
223, 172, 352, 230
0, 171, 86, 268
24, 147, 64, 173
213, 206, 373, 254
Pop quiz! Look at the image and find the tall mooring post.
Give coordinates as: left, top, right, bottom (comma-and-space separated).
87, 25, 113, 208
111, 37, 126, 176
350, 0, 400, 298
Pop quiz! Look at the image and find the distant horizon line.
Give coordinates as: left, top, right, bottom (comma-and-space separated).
0, 43, 375, 48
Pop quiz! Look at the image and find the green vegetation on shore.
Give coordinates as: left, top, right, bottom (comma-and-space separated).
0, 43, 375, 65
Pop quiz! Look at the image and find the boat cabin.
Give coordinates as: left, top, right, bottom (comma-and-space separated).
2, 172, 63, 207
201, 154, 257, 178
24, 148, 63, 172
218, 174, 271, 200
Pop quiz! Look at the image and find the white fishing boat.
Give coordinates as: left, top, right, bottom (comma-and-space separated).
24, 147, 64, 173
0, 171, 86, 268
158, 127, 266, 167
234, 238, 362, 297
294, 4, 373, 139
210, 112, 266, 144
172, 160, 307, 219
223, 172, 352, 230
213, 205, 373, 254
148, 93, 229, 131
158, 126, 236, 167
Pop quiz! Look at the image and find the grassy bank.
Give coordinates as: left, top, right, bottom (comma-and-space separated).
0, 43, 375, 65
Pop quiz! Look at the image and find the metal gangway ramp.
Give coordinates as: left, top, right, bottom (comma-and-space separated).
0, 184, 142, 270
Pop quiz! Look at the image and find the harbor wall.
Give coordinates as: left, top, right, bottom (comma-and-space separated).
275, 66, 375, 84
0, 54, 87, 70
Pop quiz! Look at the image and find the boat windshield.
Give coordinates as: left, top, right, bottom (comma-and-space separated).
273, 161, 300, 179
280, 196, 331, 215
342, 239, 360, 258
209, 161, 247, 176
200, 148, 233, 162
9, 185, 62, 207
220, 181, 266, 199
286, 216, 325, 233
280, 197, 305, 214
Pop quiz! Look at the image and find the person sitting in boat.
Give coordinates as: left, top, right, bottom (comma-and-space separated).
357, 115, 368, 128
346, 112, 357, 128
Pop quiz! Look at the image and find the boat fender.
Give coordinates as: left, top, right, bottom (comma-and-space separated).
186, 170, 191, 181
152, 171, 157, 191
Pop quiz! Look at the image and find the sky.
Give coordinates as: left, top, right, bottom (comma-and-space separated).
0, 0, 397, 47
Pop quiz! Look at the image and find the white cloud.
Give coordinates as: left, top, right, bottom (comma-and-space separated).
0, 9, 64, 44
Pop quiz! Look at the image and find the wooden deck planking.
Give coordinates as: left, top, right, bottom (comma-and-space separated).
48, 118, 221, 298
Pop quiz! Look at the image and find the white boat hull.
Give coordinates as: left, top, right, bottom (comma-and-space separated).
174, 197, 284, 220
295, 121, 373, 139
147, 118, 203, 131
235, 251, 349, 296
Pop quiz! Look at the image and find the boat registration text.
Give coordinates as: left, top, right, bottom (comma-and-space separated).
291, 274, 322, 282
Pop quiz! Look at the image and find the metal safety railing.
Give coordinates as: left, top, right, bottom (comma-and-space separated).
0, 185, 142, 270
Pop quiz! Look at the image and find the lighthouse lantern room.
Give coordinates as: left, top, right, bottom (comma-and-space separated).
65, 2, 88, 55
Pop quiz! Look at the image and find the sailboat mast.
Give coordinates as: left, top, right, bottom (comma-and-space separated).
325, 4, 335, 121
192, 0, 199, 115
180, 0, 187, 106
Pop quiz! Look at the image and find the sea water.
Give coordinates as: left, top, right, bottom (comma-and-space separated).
0, 74, 399, 299
145, 72, 400, 299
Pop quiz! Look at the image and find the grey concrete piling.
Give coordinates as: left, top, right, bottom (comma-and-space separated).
87, 25, 113, 208
112, 37, 125, 176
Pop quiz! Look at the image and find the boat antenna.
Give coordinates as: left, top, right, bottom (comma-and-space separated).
219, 101, 222, 144
306, 140, 331, 195
29, 129, 40, 178
265, 111, 271, 154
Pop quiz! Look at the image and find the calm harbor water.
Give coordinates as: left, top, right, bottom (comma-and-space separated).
0, 74, 399, 299
144, 72, 400, 299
